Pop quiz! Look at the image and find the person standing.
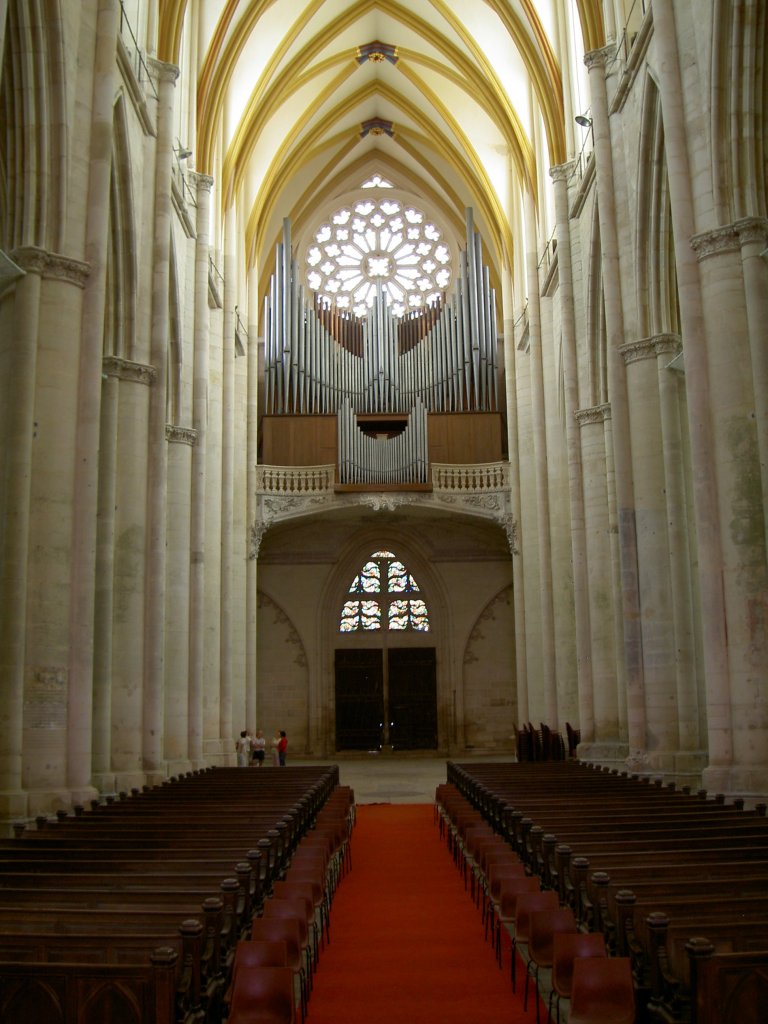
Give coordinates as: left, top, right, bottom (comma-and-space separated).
278, 730, 288, 767
235, 730, 250, 767
252, 729, 266, 767
270, 730, 281, 766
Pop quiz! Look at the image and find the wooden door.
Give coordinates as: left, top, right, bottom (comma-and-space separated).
334, 649, 384, 750
387, 647, 437, 750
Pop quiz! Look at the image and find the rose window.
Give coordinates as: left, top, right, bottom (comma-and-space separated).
306, 198, 452, 318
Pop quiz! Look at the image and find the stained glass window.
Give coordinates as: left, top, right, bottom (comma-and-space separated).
339, 551, 430, 632
306, 188, 452, 318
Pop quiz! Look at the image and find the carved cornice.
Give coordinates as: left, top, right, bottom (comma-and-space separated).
189, 171, 214, 193
690, 225, 739, 260
10, 246, 91, 288
550, 161, 577, 183
584, 46, 612, 71
165, 424, 197, 445
102, 356, 157, 386
734, 216, 768, 247
251, 485, 516, 555
575, 403, 611, 427
147, 57, 180, 84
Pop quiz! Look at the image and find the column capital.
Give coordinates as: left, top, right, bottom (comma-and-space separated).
10, 246, 91, 288
550, 161, 577, 183
584, 46, 612, 71
575, 403, 611, 427
147, 57, 180, 84
102, 355, 157, 386
690, 225, 739, 261
733, 216, 768, 247
620, 334, 681, 365
166, 424, 198, 445
189, 171, 214, 193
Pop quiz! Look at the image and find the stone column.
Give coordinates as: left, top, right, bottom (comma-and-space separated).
651, 0, 733, 783
67, 0, 119, 807
92, 363, 119, 791
734, 217, 768, 556
655, 335, 701, 759
500, 265, 528, 728
575, 404, 621, 755
550, 162, 593, 740
188, 172, 214, 766
523, 193, 558, 724
585, 46, 646, 766
620, 338, 679, 767
14, 252, 90, 813
690, 224, 768, 795
109, 357, 155, 792
0, 259, 41, 819
164, 425, 195, 773
220, 204, 236, 749
246, 262, 260, 732
142, 58, 180, 785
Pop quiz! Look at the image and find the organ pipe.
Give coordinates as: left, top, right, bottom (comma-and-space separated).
264, 213, 498, 418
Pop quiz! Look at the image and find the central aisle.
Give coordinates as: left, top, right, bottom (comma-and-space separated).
308, 803, 536, 1023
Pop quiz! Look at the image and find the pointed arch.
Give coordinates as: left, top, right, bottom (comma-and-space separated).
1, 0, 68, 250
104, 94, 138, 360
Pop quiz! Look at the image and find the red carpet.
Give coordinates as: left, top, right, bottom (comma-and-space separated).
307, 803, 538, 1023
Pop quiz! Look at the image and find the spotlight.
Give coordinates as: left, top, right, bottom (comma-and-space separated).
176, 146, 193, 161
575, 114, 592, 128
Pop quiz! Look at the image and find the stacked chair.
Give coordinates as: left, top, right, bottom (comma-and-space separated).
226, 784, 355, 1024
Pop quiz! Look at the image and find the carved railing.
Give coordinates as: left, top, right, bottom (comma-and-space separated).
256, 465, 336, 494
255, 461, 510, 496
431, 461, 509, 492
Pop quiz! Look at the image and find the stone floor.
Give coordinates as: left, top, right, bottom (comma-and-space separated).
291, 752, 516, 804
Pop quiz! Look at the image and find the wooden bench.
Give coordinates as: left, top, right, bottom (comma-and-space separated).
0, 765, 341, 1024
446, 760, 768, 1022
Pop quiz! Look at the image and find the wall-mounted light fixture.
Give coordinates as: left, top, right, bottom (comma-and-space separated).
575, 114, 592, 128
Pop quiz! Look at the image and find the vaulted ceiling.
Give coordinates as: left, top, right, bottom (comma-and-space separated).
157, 1, 604, 283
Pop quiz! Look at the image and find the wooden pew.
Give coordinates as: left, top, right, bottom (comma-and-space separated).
446, 760, 768, 1022
0, 765, 340, 1024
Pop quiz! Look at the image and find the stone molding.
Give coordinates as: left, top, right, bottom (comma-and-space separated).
575, 403, 611, 427
620, 334, 681, 365
250, 485, 517, 557
147, 57, 180, 84
102, 355, 157, 386
165, 424, 198, 445
690, 225, 739, 260
10, 246, 91, 288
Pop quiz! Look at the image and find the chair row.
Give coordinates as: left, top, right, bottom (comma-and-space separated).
435, 782, 635, 1024
0, 765, 341, 1024
445, 760, 768, 1024
226, 785, 356, 1024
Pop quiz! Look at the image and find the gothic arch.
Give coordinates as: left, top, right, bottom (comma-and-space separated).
1, 0, 68, 250
462, 584, 516, 751
711, 0, 768, 221
256, 589, 310, 752
105, 94, 138, 360
584, 196, 607, 406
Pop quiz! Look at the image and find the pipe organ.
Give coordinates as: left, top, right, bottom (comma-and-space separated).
338, 398, 429, 486
263, 210, 498, 484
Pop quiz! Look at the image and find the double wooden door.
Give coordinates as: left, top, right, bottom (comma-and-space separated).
334, 647, 437, 751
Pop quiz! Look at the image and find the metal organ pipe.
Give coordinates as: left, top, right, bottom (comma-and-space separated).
264, 213, 498, 428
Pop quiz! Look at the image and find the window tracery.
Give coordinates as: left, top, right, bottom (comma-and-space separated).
339, 550, 430, 632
